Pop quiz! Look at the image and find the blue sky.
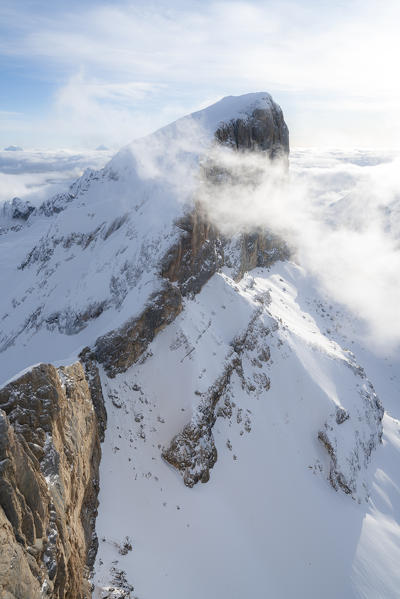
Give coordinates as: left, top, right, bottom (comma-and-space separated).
1, 0, 399, 149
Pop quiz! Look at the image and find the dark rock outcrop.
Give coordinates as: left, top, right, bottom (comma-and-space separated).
214, 103, 289, 158
90, 282, 182, 378
0, 362, 105, 598
226, 231, 291, 281
162, 356, 240, 487
1, 197, 34, 221
79, 351, 108, 442
161, 204, 224, 296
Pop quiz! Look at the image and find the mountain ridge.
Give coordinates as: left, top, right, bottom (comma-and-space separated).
0, 93, 399, 599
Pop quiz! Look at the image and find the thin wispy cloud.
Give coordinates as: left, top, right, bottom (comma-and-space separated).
0, 0, 399, 148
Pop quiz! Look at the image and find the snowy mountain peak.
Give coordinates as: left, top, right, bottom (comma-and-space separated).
139, 90, 289, 155
171, 91, 278, 134
0, 94, 399, 599
0, 92, 289, 385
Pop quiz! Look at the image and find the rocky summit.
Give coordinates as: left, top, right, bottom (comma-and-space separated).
0, 93, 398, 599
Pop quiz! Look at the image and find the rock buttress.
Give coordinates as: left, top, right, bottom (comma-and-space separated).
90, 282, 183, 378
0, 361, 105, 598
214, 103, 289, 158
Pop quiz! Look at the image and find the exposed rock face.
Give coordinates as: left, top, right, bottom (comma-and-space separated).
318, 377, 384, 498
161, 103, 290, 291
163, 301, 273, 487
0, 362, 105, 598
161, 204, 224, 296
91, 283, 183, 378
161, 210, 290, 292
1, 197, 35, 221
214, 104, 289, 158
79, 351, 108, 443
162, 356, 240, 487
0, 504, 42, 599
225, 231, 291, 281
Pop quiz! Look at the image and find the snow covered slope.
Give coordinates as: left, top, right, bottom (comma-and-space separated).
0, 92, 286, 385
92, 261, 400, 599
1, 93, 399, 599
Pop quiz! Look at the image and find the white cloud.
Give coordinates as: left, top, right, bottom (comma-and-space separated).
11, 1, 399, 98
1, 0, 399, 148
196, 144, 400, 350
0, 148, 112, 204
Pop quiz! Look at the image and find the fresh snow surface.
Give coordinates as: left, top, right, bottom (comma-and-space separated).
154, 92, 276, 140
93, 262, 400, 599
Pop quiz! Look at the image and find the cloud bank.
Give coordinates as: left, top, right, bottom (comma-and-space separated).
118, 117, 400, 350
196, 145, 400, 351
0, 148, 112, 205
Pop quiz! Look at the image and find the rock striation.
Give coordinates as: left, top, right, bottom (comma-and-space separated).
161, 204, 224, 297
0, 362, 105, 598
214, 103, 289, 158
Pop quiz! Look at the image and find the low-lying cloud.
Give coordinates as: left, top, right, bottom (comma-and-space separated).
3, 129, 399, 352
0, 148, 113, 205
126, 118, 400, 351
196, 145, 400, 351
